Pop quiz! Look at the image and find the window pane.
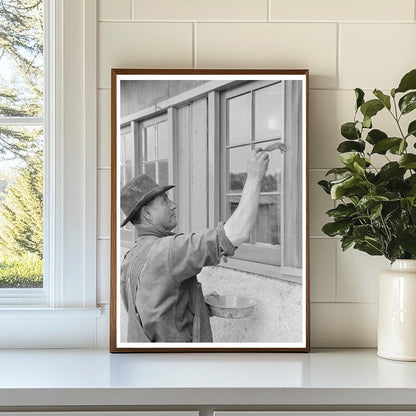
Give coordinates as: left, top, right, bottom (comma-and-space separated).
144, 162, 156, 180
0, 1, 44, 117
0, 126, 43, 288
256, 195, 280, 245
157, 121, 168, 160
261, 143, 282, 193
158, 160, 168, 186
143, 125, 156, 161
228, 145, 250, 193
122, 133, 134, 183
228, 93, 251, 146
255, 83, 283, 140
226, 195, 240, 218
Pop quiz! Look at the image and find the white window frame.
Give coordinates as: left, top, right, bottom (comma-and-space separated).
0, 0, 100, 348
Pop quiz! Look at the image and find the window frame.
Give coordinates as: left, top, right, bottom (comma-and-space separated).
0, 0, 100, 348
119, 113, 170, 250
220, 80, 285, 268
0, 0, 49, 304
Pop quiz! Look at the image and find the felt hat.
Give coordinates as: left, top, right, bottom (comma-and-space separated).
120, 174, 175, 227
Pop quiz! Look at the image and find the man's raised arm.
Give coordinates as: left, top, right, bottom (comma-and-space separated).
224, 147, 270, 247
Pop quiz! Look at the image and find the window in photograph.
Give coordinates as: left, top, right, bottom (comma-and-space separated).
119, 114, 169, 248
0, 0, 44, 289
141, 118, 169, 186
222, 81, 284, 266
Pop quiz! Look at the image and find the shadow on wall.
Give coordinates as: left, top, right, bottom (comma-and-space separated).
198, 266, 302, 343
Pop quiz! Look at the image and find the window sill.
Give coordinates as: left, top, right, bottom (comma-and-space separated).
221, 257, 302, 284
0, 306, 102, 316
0, 307, 103, 348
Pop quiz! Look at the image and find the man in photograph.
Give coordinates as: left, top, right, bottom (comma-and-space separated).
120, 147, 270, 343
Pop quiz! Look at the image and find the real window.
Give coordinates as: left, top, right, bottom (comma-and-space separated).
0, 0, 45, 294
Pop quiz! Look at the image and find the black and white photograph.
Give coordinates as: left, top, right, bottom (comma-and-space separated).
110, 69, 309, 352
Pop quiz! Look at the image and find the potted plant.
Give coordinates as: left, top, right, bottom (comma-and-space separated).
319, 68, 416, 361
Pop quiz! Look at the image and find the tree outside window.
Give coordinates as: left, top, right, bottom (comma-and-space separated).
0, 0, 44, 288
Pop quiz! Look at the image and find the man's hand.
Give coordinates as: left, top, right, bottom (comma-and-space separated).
246, 147, 270, 180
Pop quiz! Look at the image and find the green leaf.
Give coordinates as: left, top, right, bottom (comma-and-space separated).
355, 88, 365, 110
357, 195, 389, 212
363, 115, 372, 129
318, 180, 331, 194
373, 89, 391, 110
325, 167, 351, 176
360, 99, 384, 119
395, 69, 416, 94
377, 162, 406, 181
341, 122, 360, 140
326, 203, 356, 220
399, 154, 416, 169
386, 240, 402, 263
341, 235, 355, 251
353, 158, 366, 174
337, 140, 365, 153
407, 120, 416, 138
391, 88, 396, 98
330, 176, 358, 199
399, 92, 416, 115
398, 227, 416, 255
339, 152, 360, 167
354, 241, 383, 256
390, 139, 408, 155
322, 221, 351, 237
371, 137, 402, 154
369, 203, 383, 220
353, 224, 373, 240
366, 129, 388, 145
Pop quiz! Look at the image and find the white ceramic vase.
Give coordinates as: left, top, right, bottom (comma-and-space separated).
378, 259, 416, 361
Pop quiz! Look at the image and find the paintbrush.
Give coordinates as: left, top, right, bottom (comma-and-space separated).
263, 142, 287, 152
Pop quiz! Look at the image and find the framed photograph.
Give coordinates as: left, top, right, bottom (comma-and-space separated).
110, 69, 310, 352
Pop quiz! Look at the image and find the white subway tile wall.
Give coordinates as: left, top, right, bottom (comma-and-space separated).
97, 0, 416, 347
98, 169, 111, 239
99, 0, 131, 21
196, 23, 338, 89
98, 90, 111, 168
132, 0, 269, 21
98, 22, 193, 88
270, 0, 414, 22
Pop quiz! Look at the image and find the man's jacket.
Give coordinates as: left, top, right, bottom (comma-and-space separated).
120, 222, 235, 342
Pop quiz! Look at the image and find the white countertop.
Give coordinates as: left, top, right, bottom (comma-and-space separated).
0, 348, 416, 408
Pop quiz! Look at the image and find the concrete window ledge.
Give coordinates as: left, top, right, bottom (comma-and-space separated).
0, 349, 416, 411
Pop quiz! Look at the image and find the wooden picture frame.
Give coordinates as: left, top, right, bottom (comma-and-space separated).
110, 69, 310, 352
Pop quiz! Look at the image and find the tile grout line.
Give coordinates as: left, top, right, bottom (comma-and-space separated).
336, 22, 340, 90
130, 0, 133, 20
97, 19, 415, 24
193, 22, 197, 68
334, 230, 339, 303
268, 0, 271, 22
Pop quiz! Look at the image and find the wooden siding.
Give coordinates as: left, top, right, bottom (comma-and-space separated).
120, 80, 208, 117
